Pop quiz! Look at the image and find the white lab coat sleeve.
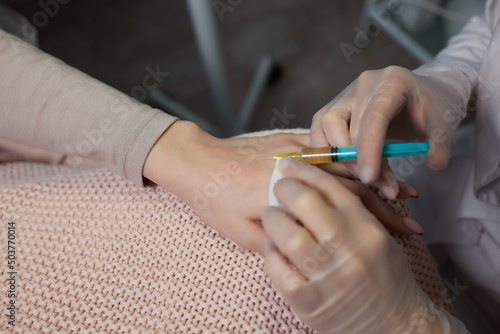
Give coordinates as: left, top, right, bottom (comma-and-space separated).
413, 0, 500, 98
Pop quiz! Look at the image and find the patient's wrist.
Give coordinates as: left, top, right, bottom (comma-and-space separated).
143, 120, 218, 191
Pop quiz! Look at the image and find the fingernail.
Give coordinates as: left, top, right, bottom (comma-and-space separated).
399, 183, 419, 199
403, 217, 424, 235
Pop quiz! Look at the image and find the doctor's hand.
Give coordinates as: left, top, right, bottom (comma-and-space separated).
311, 65, 470, 197
263, 158, 466, 334
144, 121, 421, 253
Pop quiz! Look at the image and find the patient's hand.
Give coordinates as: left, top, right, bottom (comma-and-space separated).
263, 158, 458, 333
144, 121, 421, 253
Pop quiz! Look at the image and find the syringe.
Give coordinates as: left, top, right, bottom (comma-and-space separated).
270, 140, 430, 164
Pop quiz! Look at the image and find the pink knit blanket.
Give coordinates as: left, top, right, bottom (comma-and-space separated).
0, 161, 455, 333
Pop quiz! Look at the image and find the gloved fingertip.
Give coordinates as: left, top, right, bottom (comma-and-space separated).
427, 141, 452, 170
380, 183, 398, 200
359, 164, 375, 184
277, 157, 294, 171
426, 155, 448, 170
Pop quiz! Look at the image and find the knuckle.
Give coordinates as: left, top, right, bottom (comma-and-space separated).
320, 234, 340, 255
282, 279, 301, 295
311, 114, 320, 127
384, 65, 410, 78
265, 262, 302, 295
312, 109, 324, 121
284, 229, 309, 254
322, 108, 346, 126
341, 252, 369, 279
373, 83, 407, 104
358, 69, 377, 82
292, 188, 319, 211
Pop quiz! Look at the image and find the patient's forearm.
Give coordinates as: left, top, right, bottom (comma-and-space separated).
0, 29, 177, 186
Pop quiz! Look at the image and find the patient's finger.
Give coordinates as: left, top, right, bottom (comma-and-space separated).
397, 181, 419, 199
338, 179, 421, 235
318, 162, 418, 200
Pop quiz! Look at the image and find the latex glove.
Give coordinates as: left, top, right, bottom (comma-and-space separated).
263, 158, 469, 333
144, 121, 421, 253
311, 64, 470, 197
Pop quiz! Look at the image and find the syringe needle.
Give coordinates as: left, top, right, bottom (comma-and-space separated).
256, 152, 302, 161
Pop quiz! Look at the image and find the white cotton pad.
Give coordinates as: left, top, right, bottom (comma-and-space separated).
269, 158, 284, 207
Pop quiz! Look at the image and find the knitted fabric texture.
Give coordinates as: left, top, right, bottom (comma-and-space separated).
0, 161, 456, 333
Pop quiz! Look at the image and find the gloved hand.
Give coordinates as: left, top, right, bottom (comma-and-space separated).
263, 158, 469, 333
311, 64, 471, 197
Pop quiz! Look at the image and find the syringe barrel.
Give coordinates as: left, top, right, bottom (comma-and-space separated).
300, 147, 358, 164
297, 142, 429, 164
300, 147, 337, 164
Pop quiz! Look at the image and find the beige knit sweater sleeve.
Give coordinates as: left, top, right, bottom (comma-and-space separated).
0, 29, 177, 186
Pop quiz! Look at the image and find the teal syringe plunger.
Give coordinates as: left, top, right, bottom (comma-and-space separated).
272, 140, 430, 164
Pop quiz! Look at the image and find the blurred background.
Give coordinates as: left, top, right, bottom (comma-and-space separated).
1, 0, 482, 136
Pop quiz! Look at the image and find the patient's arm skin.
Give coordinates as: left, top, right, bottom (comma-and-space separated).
263, 158, 468, 333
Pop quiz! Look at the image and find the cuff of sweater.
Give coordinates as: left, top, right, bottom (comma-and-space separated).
122, 109, 177, 187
